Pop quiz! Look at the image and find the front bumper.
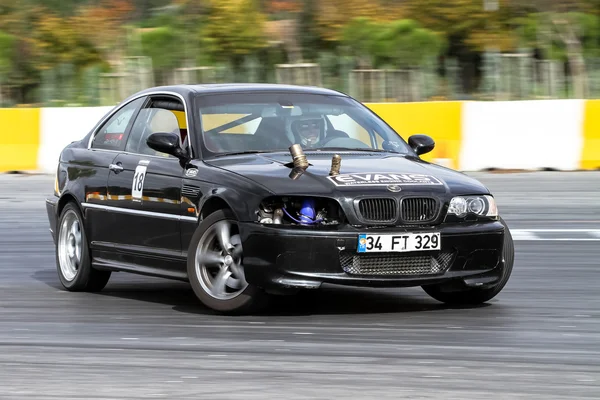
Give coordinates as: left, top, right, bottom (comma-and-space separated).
238, 221, 506, 291
46, 196, 59, 244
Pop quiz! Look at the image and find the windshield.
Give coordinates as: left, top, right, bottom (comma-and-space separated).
196, 92, 412, 156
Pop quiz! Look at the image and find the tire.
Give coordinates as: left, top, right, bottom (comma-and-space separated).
187, 209, 268, 314
55, 202, 111, 292
422, 217, 514, 305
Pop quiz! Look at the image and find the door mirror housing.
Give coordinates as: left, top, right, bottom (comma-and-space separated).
408, 134, 435, 156
147, 132, 188, 160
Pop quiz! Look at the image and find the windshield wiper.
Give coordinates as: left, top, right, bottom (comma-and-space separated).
212, 150, 283, 157
312, 147, 401, 154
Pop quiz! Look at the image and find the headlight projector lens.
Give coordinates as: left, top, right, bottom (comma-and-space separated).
468, 197, 485, 214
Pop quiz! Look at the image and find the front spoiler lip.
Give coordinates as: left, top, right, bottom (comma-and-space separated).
239, 220, 505, 290
269, 263, 504, 290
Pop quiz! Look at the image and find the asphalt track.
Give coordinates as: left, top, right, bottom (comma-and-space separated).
1, 171, 599, 399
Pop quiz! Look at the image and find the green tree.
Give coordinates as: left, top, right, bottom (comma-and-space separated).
140, 26, 182, 83
375, 19, 446, 68
203, 0, 268, 69
29, 12, 101, 71
341, 18, 445, 69
0, 31, 14, 81
315, 0, 403, 42
340, 17, 382, 68
298, 0, 322, 60
403, 0, 520, 52
0, 30, 15, 105
513, 11, 600, 97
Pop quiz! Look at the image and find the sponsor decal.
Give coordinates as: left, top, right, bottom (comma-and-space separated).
185, 168, 198, 177
327, 173, 444, 187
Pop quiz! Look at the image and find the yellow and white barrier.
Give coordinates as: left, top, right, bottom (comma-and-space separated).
367, 101, 463, 170
459, 100, 586, 171
38, 107, 114, 174
0, 108, 41, 172
369, 99, 598, 171
1, 100, 600, 174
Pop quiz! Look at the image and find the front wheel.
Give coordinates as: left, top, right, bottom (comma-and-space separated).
187, 209, 268, 314
56, 202, 111, 292
422, 217, 515, 305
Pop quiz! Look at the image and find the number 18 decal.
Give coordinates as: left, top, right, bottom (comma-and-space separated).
132, 165, 147, 201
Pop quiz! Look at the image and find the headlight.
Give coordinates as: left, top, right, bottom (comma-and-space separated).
447, 195, 498, 219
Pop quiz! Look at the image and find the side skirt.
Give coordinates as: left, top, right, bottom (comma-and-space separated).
90, 242, 189, 282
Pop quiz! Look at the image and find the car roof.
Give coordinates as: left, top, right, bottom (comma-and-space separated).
134, 83, 348, 97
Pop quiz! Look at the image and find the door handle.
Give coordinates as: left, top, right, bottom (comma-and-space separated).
109, 163, 123, 173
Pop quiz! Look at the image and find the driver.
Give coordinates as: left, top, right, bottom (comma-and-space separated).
289, 116, 326, 148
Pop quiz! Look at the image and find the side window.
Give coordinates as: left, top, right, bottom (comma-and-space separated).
91, 97, 145, 151
125, 97, 187, 157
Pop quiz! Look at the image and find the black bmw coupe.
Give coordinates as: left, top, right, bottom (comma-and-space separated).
45, 83, 514, 313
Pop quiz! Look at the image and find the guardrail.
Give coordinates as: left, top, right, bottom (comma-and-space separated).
1, 100, 599, 174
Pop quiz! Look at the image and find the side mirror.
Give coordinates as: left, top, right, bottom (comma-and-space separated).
147, 132, 188, 160
408, 134, 435, 156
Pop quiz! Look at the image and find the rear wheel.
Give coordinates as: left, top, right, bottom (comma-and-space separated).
56, 202, 111, 292
422, 217, 514, 305
187, 209, 268, 314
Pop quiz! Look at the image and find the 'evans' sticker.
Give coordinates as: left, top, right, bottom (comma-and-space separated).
328, 173, 443, 187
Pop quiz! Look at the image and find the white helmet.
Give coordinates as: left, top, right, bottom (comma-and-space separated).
285, 115, 326, 148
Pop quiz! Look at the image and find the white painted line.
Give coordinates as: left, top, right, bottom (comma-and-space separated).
521, 238, 600, 241
511, 229, 600, 241
511, 230, 539, 241
514, 229, 600, 232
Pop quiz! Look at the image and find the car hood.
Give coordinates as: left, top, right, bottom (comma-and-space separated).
205, 152, 490, 196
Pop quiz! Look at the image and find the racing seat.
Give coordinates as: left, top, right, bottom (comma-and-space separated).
253, 117, 293, 150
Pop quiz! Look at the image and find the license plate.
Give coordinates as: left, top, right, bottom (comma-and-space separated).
357, 232, 441, 253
